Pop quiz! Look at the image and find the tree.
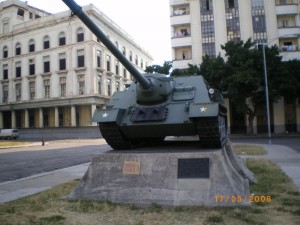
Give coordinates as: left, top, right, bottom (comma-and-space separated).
200, 39, 283, 135
145, 61, 172, 75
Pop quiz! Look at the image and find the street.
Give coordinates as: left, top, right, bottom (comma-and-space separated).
0, 139, 108, 183
0, 137, 299, 183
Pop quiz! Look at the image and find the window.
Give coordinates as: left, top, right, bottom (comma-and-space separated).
116, 81, 120, 92
29, 58, 35, 75
2, 85, 8, 103
77, 27, 84, 42
29, 39, 35, 52
97, 50, 102, 67
107, 78, 111, 96
3, 46, 8, 58
17, 8, 25, 19
115, 60, 119, 75
15, 43, 21, 55
43, 56, 50, 73
29, 12, 33, 19
79, 81, 85, 95
129, 51, 133, 62
59, 53, 66, 70
123, 69, 127, 79
44, 79, 50, 98
228, 0, 234, 8
106, 55, 111, 71
59, 32, 66, 46
97, 75, 102, 94
3, 21, 9, 34
122, 47, 126, 55
3, 64, 8, 80
15, 62, 21, 78
77, 49, 85, 67
60, 77, 66, 97
135, 55, 138, 65
29, 81, 35, 100
43, 36, 50, 49
141, 59, 144, 69
16, 83, 21, 101
115, 41, 119, 49
43, 108, 49, 127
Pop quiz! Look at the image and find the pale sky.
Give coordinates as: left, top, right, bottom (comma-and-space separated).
22, 0, 172, 65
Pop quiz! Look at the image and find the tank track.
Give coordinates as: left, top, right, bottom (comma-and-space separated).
99, 122, 132, 150
197, 116, 228, 148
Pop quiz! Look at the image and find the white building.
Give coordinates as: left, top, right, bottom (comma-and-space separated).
0, 0, 153, 129
170, 0, 300, 69
170, 0, 300, 134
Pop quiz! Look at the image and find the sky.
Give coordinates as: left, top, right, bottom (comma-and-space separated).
21, 0, 172, 65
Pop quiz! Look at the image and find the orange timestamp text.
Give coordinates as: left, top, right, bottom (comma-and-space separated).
214, 195, 272, 203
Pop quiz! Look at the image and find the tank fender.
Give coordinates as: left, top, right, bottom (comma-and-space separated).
92, 108, 125, 124
188, 103, 219, 118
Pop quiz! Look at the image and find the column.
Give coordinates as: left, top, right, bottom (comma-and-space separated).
39, 108, 43, 128
71, 106, 76, 127
0, 111, 3, 128
273, 97, 285, 133
24, 109, 29, 128
224, 98, 231, 135
11, 110, 16, 128
91, 104, 97, 126
54, 107, 59, 127
296, 98, 300, 132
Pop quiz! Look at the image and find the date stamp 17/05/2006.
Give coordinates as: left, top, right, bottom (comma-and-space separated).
214, 195, 272, 203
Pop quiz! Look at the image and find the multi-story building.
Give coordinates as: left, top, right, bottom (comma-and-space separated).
170, 0, 300, 134
0, 0, 153, 130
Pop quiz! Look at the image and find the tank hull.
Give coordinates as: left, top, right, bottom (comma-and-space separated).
93, 75, 228, 149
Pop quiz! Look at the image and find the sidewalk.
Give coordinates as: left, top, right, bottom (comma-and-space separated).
238, 143, 300, 191
0, 163, 89, 204
0, 143, 299, 204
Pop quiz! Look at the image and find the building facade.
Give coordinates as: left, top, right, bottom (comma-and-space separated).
0, 0, 153, 130
170, 0, 300, 134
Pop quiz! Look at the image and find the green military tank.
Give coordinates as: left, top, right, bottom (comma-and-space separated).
62, 0, 228, 149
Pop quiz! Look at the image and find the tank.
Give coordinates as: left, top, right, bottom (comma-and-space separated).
62, 0, 228, 149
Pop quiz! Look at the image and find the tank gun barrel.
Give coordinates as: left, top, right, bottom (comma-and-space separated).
62, 0, 151, 90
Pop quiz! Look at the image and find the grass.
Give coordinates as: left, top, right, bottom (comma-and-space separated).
233, 144, 268, 155
0, 141, 31, 147
0, 158, 299, 225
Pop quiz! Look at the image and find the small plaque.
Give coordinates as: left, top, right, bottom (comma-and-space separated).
178, 158, 210, 179
123, 161, 141, 175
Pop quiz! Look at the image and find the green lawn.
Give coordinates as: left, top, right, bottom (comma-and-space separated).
0, 158, 299, 225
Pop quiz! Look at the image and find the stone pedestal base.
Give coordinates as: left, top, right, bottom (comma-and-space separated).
67, 141, 256, 206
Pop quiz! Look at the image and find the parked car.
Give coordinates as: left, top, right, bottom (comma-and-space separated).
0, 129, 19, 140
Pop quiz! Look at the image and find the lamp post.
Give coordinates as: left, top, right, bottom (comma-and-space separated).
258, 33, 300, 141
261, 43, 271, 140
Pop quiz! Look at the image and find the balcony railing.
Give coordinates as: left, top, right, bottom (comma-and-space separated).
171, 10, 190, 16
281, 45, 298, 51
173, 32, 191, 38
275, 0, 298, 5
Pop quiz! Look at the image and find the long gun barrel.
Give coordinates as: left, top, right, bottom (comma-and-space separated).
62, 0, 151, 90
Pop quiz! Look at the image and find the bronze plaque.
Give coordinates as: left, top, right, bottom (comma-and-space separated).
178, 158, 210, 178
123, 161, 141, 175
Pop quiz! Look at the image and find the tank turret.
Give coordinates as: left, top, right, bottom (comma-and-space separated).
62, 0, 228, 150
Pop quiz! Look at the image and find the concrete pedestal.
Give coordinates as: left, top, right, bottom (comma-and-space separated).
67, 141, 256, 206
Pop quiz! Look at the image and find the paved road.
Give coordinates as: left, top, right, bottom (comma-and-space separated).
0, 139, 109, 183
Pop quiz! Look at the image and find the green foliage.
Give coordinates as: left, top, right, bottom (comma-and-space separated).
145, 61, 172, 75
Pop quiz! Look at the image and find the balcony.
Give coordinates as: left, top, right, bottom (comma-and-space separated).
170, 14, 191, 26
280, 45, 298, 51
276, 4, 298, 15
170, 0, 189, 6
171, 35, 192, 48
278, 26, 300, 37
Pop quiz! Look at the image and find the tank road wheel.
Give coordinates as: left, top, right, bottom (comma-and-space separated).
197, 116, 227, 148
99, 122, 132, 150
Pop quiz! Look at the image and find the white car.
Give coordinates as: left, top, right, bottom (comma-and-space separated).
0, 129, 19, 140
